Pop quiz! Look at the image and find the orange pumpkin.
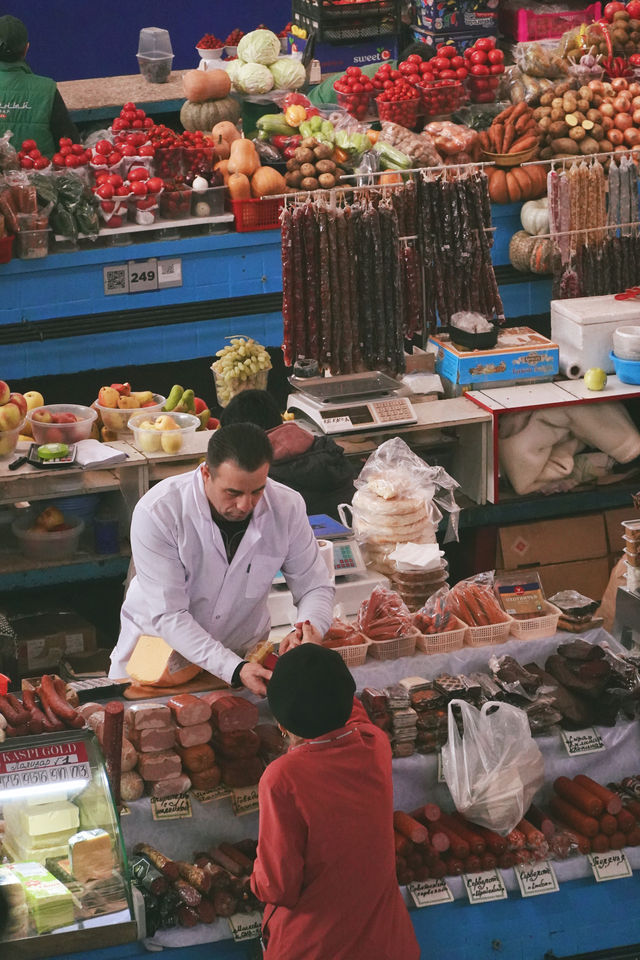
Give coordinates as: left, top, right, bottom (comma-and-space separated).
182, 69, 231, 103
487, 168, 508, 204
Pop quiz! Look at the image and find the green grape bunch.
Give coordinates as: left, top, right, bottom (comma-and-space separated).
212, 336, 272, 406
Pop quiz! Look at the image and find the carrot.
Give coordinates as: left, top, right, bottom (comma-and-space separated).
494, 104, 516, 123
479, 130, 491, 151
514, 112, 533, 134
502, 123, 517, 153
488, 124, 502, 154
508, 134, 538, 154
510, 100, 529, 121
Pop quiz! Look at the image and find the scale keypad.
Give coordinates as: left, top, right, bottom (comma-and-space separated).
372, 399, 414, 422
334, 545, 358, 570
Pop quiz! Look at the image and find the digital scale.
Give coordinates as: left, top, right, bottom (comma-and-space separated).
287, 371, 417, 435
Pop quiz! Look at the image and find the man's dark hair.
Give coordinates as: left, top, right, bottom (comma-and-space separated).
219, 389, 282, 431
207, 423, 273, 473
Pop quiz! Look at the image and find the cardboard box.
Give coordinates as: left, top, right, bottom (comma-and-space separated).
410, 24, 496, 50
498, 514, 607, 569
603, 505, 640, 556
288, 34, 398, 73
412, 2, 498, 35
11, 611, 97, 676
535, 558, 611, 602
429, 326, 559, 397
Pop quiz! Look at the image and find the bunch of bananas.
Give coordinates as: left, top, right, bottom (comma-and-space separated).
211, 337, 271, 407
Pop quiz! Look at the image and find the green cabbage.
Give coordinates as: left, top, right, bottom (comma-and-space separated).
269, 57, 306, 91
237, 29, 281, 66
237, 62, 275, 95
225, 58, 245, 87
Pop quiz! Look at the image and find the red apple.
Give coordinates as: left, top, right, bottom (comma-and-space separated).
51, 412, 78, 424
0, 380, 10, 405
110, 382, 131, 396
8, 392, 27, 418
193, 397, 207, 415
31, 407, 53, 423
206, 417, 220, 430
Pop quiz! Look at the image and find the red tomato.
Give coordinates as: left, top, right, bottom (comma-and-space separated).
432, 57, 450, 71
451, 56, 465, 68
100, 201, 115, 213
487, 49, 504, 63
107, 174, 124, 187
116, 186, 131, 196
628, 0, 640, 16
65, 154, 78, 167
96, 183, 114, 199
22, 138, 38, 151
440, 69, 457, 79
52, 152, 65, 166
138, 144, 155, 156
471, 64, 490, 76
470, 50, 488, 64
456, 67, 469, 80
20, 156, 34, 169
490, 63, 505, 74
474, 37, 496, 51
33, 156, 49, 169
438, 45, 457, 58
71, 143, 84, 155
130, 181, 148, 195
95, 139, 112, 155
407, 53, 422, 64
107, 152, 122, 166
119, 144, 136, 157
146, 177, 163, 193
28, 148, 41, 159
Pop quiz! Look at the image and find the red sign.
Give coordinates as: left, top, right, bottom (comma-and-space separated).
0, 741, 91, 790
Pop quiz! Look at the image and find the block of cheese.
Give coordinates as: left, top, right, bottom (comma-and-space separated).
220, 756, 263, 788
176, 743, 216, 773
14, 800, 79, 837
168, 693, 212, 726
129, 726, 176, 753
69, 828, 114, 883
175, 721, 212, 748
209, 696, 259, 733
126, 702, 172, 730
137, 749, 182, 782
190, 766, 222, 791
213, 729, 260, 760
149, 772, 192, 798
10, 863, 74, 934
126, 635, 201, 686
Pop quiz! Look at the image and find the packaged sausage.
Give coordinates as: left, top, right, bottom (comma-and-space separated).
176, 743, 216, 773
209, 696, 259, 733
137, 749, 182, 782
175, 721, 212, 748
168, 694, 212, 727
129, 726, 176, 753
127, 703, 172, 730
212, 729, 260, 760
149, 773, 192, 799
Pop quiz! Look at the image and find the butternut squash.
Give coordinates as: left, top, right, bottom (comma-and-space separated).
228, 172, 252, 201
228, 138, 260, 176
183, 69, 231, 103
212, 135, 230, 161
212, 121, 241, 144
250, 166, 286, 198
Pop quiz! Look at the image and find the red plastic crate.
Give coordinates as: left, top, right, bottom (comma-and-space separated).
231, 197, 284, 232
0, 234, 13, 263
499, 1, 601, 41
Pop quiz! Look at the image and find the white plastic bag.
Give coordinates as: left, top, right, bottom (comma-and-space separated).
441, 699, 544, 836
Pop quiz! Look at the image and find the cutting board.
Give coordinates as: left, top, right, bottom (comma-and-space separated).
123, 671, 228, 700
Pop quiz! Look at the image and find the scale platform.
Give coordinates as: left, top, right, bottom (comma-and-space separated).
288, 371, 417, 435
268, 569, 389, 628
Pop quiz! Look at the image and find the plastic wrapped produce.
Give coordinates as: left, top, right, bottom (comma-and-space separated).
379, 122, 441, 167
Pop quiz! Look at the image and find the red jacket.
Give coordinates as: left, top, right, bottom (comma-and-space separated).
251, 699, 420, 960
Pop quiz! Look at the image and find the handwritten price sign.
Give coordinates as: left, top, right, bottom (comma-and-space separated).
0, 742, 91, 792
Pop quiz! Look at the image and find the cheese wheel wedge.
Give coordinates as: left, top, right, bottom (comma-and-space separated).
126, 635, 201, 686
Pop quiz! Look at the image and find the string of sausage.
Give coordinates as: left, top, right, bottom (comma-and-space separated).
302, 202, 319, 359
327, 205, 342, 374
346, 206, 363, 370
316, 207, 332, 369
280, 207, 295, 367
336, 209, 354, 374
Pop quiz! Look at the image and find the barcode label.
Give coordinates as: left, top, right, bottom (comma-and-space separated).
103, 266, 129, 295
158, 257, 182, 288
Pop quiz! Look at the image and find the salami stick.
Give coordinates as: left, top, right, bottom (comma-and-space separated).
34, 685, 65, 732
394, 811, 429, 844
317, 208, 332, 369
446, 812, 486, 855
326, 206, 342, 375
550, 796, 599, 838
291, 206, 308, 361
21, 688, 45, 734
526, 803, 555, 838
345, 207, 362, 370
103, 701, 124, 806
335, 209, 353, 373
554, 776, 604, 817
135, 843, 180, 880
280, 207, 295, 366
302, 202, 319, 360
574, 775, 622, 815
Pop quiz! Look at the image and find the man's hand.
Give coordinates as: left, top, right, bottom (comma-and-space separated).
239, 662, 272, 697
279, 620, 323, 654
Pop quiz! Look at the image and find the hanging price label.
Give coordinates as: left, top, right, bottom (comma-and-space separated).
228, 910, 263, 941
560, 728, 605, 757
150, 793, 192, 821
191, 785, 231, 804
515, 861, 559, 898
589, 851, 632, 882
463, 869, 508, 905
231, 784, 259, 816
408, 878, 454, 907
0, 741, 91, 793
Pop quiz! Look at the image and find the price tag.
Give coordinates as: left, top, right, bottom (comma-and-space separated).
589, 851, 633, 882
150, 793, 192, 821
463, 869, 508, 905
0, 742, 91, 793
514, 861, 559, 898
231, 784, 259, 816
437, 752, 445, 783
191, 785, 231, 804
128, 258, 158, 293
103, 264, 129, 296
408, 878, 454, 907
228, 910, 263, 942
157, 257, 182, 289
560, 728, 605, 757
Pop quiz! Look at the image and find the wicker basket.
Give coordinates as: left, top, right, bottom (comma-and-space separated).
463, 618, 513, 647
367, 630, 418, 661
415, 618, 467, 655
332, 638, 371, 668
509, 602, 561, 641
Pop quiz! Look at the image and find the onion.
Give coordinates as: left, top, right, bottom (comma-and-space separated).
615, 112, 633, 130
609, 127, 625, 144
633, 109, 640, 125
630, 82, 640, 96
588, 79, 605, 95
599, 101, 615, 117
601, 115, 614, 130
613, 95, 632, 113
624, 127, 640, 145
614, 144, 628, 152
611, 78, 629, 92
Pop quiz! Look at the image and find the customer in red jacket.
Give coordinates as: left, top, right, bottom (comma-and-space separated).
251, 644, 419, 960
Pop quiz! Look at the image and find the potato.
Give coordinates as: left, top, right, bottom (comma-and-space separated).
578, 86, 592, 101
591, 123, 605, 141
562, 97, 578, 113
300, 162, 316, 178
286, 157, 300, 171
538, 116, 552, 131
569, 126, 586, 141
577, 98, 590, 112
551, 137, 580, 154
579, 136, 600, 154
533, 105, 551, 119
600, 139, 613, 152
315, 158, 336, 174
300, 177, 319, 191
318, 173, 336, 189
294, 147, 315, 164
313, 143, 332, 160
549, 120, 570, 137
586, 108, 602, 123
539, 146, 553, 160
285, 170, 303, 188
300, 137, 318, 150
540, 91, 555, 106
551, 97, 564, 109
555, 81, 572, 96
593, 93, 603, 107
550, 108, 565, 121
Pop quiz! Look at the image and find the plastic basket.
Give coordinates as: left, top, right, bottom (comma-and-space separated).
367, 630, 418, 660
463, 618, 512, 647
498, 1, 601, 41
415, 618, 467, 655
332, 638, 371, 667
231, 197, 284, 233
293, 0, 400, 42
508, 601, 561, 641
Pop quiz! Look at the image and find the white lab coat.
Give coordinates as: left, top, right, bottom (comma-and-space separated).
110, 467, 335, 683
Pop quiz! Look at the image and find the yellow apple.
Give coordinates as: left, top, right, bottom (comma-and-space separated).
132, 390, 154, 404
98, 386, 120, 408
160, 431, 183, 454
136, 419, 162, 452
117, 395, 141, 409
0, 380, 10, 405
24, 391, 44, 411
0, 402, 21, 431
154, 415, 179, 431
35, 505, 65, 531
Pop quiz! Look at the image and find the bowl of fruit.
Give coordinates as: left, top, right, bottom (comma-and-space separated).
197, 33, 225, 59
94, 385, 165, 436
26, 403, 97, 445
128, 412, 200, 455
13, 505, 84, 561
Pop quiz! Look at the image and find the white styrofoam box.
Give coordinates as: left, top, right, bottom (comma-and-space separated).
551, 295, 640, 376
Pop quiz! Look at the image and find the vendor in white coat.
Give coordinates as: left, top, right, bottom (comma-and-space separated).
110, 423, 335, 696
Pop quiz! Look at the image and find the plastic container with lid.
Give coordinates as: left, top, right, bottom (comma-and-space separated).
0, 421, 25, 460
613, 325, 640, 361
94, 394, 165, 435
610, 350, 640, 385
16, 228, 49, 260
128, 411, 199, 454
137, 27, 174, 83
26, 403, 97, 444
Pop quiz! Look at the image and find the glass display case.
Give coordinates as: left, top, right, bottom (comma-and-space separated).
0, 729, 137, 958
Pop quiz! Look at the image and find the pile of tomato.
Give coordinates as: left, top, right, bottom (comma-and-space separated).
464, 37, 505, 103
333, 66, 375, 119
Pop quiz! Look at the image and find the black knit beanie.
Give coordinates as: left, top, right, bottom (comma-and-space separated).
267, 644, 355, 739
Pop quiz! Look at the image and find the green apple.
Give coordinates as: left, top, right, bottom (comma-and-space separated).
584, 367, 608, 391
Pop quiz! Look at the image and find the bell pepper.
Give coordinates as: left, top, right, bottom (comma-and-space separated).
284, 145, 299, 159
285, 104, 308, 127
283, 92, 310, 109
332, 146, 349, 165
272, 134, 301, 151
